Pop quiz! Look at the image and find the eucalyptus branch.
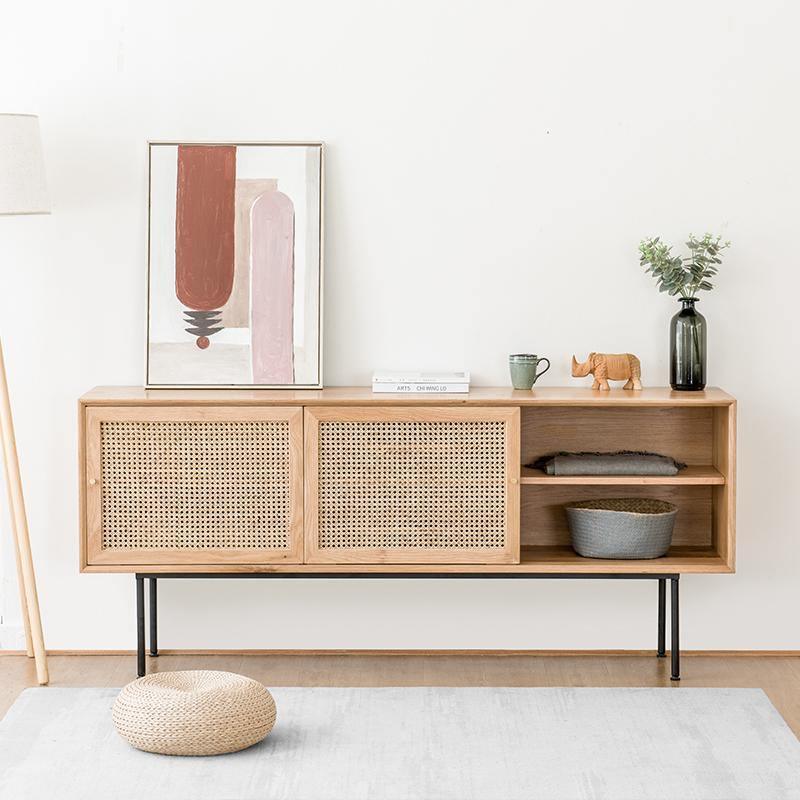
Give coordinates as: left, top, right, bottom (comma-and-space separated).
639, 233, 729, 299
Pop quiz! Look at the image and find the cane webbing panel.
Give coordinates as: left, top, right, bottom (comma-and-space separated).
100, 420, 291, 550
317, 420, 508, 550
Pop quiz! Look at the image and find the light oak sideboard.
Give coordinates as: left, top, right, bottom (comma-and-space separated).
78, 386, 736, 679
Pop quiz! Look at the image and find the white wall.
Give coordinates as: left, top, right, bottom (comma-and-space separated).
0, 0, 798, 650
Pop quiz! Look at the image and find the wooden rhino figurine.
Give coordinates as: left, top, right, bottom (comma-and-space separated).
571, 352, 642, 391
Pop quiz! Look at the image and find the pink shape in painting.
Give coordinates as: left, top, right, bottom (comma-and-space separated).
250, 191, 295, 383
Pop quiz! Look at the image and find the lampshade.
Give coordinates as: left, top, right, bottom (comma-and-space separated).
0, 114, 49, 215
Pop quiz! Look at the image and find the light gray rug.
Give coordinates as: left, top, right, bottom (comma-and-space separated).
2, 687, 800, 799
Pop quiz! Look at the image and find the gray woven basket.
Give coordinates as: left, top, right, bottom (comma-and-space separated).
565, 498, 678, 559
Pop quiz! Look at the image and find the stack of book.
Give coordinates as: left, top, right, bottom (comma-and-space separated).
372, 370, 470, 394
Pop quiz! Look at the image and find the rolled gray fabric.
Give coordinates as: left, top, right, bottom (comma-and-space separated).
532, 451, 686, 476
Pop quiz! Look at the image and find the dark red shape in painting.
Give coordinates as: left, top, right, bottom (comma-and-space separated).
196, 336, 210, 349
175, 145, 236, 311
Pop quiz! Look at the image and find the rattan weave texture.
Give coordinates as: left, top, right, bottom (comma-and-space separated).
317, 420, 508, 550
100, 420, 291, 551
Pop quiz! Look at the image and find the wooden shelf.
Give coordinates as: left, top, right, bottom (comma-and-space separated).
80, 547, 731, 575
520, 465, 725, 486
81, 385, 736, 408
518, 546, 731, 574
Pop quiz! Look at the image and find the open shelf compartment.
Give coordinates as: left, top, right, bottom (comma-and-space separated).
518, 402, 736, 573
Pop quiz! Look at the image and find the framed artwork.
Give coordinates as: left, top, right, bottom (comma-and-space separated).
146, 141, 323, 388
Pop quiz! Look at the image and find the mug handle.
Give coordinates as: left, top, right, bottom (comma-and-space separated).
535, 357, 551, 380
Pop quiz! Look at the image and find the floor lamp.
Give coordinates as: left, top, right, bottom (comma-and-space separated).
0, 113, 49, 685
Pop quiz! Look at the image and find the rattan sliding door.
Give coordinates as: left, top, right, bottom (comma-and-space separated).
83, 407, 303, 567
304, 407, 520, 564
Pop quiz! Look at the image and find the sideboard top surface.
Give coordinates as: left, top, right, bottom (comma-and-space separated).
81, 386, 735, 407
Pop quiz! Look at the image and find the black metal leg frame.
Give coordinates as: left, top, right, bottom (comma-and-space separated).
135, 573, 681, 681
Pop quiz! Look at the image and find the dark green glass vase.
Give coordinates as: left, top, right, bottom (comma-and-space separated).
670, 297, 706, 391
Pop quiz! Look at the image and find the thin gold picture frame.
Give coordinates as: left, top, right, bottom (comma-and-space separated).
144, 140, 324, 389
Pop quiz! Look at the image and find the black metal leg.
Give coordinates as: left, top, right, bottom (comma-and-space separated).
128, 571, 684, 680
149, 578, 158, 657
657, 578, 666, 658
670, 577, 680, 681
136, 575, 145, 678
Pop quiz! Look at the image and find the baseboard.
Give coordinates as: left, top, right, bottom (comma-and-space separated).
2, 648, 800, 657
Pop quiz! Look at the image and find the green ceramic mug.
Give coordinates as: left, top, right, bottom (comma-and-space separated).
509, 353, 551, 390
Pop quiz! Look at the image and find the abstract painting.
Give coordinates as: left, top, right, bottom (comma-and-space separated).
146, 141, 323, 387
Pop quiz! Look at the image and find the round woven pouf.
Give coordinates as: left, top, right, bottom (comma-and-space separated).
112, 670, 276, 756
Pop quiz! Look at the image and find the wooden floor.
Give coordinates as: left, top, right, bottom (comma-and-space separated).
3, 653, 800, 737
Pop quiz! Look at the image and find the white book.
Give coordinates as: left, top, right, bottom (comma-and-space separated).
372, 382, 470, 394
372, 370, 470, 385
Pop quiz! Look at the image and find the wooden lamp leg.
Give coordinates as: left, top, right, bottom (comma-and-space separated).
9, 506, 34, 657
2, 430, 34, 657
0, 339, 48, 684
